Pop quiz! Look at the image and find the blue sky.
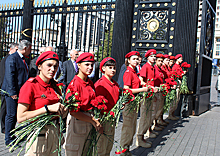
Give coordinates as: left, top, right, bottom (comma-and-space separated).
1, 0, 23, 5
0, 0, 114, 6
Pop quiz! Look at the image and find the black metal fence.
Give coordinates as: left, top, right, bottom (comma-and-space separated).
0, 0, 116, 62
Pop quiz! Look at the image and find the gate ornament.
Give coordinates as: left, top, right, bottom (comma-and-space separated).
147, 18, 159, 32
140, 10, 168, 40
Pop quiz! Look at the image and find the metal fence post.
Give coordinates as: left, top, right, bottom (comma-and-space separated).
22, 0, 33, 42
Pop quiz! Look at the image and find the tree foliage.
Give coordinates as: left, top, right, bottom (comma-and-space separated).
98, 21, 114, 62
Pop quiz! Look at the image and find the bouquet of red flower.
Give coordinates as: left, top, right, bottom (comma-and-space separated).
163, 79, 177, 113
64, 85, 81, 112
109, 88, 135, 126
160, 84, 169, 96
82, 96, 109, 156
90, 95, 108, 119
181, 62, 191, 70
143, 78, 155, 101
165, 78, 177, 90
180, 62, 191, 94
170, 70, 184, 81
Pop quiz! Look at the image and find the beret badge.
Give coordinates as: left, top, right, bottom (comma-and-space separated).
41, 94, 47, 99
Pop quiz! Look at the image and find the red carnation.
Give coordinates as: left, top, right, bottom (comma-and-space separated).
122, 149, 127, 153
91, 99, 99, 107
57, 83, 64, 87
110, 111, 115, 117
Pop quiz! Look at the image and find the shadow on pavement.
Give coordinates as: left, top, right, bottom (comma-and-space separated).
131, 117, 189, 156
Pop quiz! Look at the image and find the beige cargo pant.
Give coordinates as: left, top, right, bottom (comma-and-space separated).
151, 93, 161, 123
25, 124, 60, 156
155, 93, 165, 120
169, 87, 181, 115
120, 104, 138, 149
137, 97, 154, 137
63, 113, 93, 156
97, 121, 115, 156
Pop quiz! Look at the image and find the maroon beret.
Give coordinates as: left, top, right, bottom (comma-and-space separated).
100, 57, 116, 73
125, 51, 140, 58
175, 54, 183, 60
170, 56, 175, 60
156, 54, 164, 58
145, 49, 156, 58
163, 54, 170, 59
36, 51, 59, 66
76, 52, 94, 63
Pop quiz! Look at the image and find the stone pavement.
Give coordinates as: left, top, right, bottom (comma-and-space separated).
0, 76, 219, 156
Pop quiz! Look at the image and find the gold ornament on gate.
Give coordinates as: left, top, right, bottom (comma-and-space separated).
147, 19, 159, 32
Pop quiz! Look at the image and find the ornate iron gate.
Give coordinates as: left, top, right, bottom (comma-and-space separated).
0, 0, 116, 62
195, 0, 216, 115
130, 0, 177, 58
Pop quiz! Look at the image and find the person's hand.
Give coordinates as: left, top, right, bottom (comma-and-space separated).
11, 95, 17, 100
142, 87, 149, 92
47, 102, 65, 115
61, 107, 69, 118
154, 87, 158, 93
141, 81, 146, 86
92, 117, 103, 134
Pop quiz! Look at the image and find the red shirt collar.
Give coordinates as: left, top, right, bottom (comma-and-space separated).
35, 75, 51, 88
146, 62, 154, 70
154, 65, 162, 72
127, 66, 136, 73
102, 75, 117, 86
75, 75, 91, 86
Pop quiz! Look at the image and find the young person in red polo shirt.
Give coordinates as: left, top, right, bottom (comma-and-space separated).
17, 51, 68, 155
168, 54, 185, 120
137, 49, 158, 148
162, 54, 171, 78
169, 56, 175, 69
64, 53, 103, 156
94, 57, 119, 156
150, 54, 167, 135
120, 51, 149, 155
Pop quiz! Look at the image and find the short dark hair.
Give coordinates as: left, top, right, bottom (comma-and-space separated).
103, 59, 116, 67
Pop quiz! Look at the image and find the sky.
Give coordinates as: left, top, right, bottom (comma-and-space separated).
1, 0, 23, 5
0, 0, 115, 6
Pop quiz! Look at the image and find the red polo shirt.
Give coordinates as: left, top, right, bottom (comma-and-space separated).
162, 64, 170, 78
172, 63, 183, 72
154, 65, 165, 87
168, 66, 172, 72
123, 66, 141, 89
95, 76, 120, 113
139, 62, 155, 86
18, 76, 60, 111
66, 75, 96, 112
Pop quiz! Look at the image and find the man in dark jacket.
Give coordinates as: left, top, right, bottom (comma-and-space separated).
59, 49, 79, 92
0, 43, 18, 134
2, 40, 31, 145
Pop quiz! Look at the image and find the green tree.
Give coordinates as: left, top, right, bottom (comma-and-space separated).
98, 21, 114, 62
